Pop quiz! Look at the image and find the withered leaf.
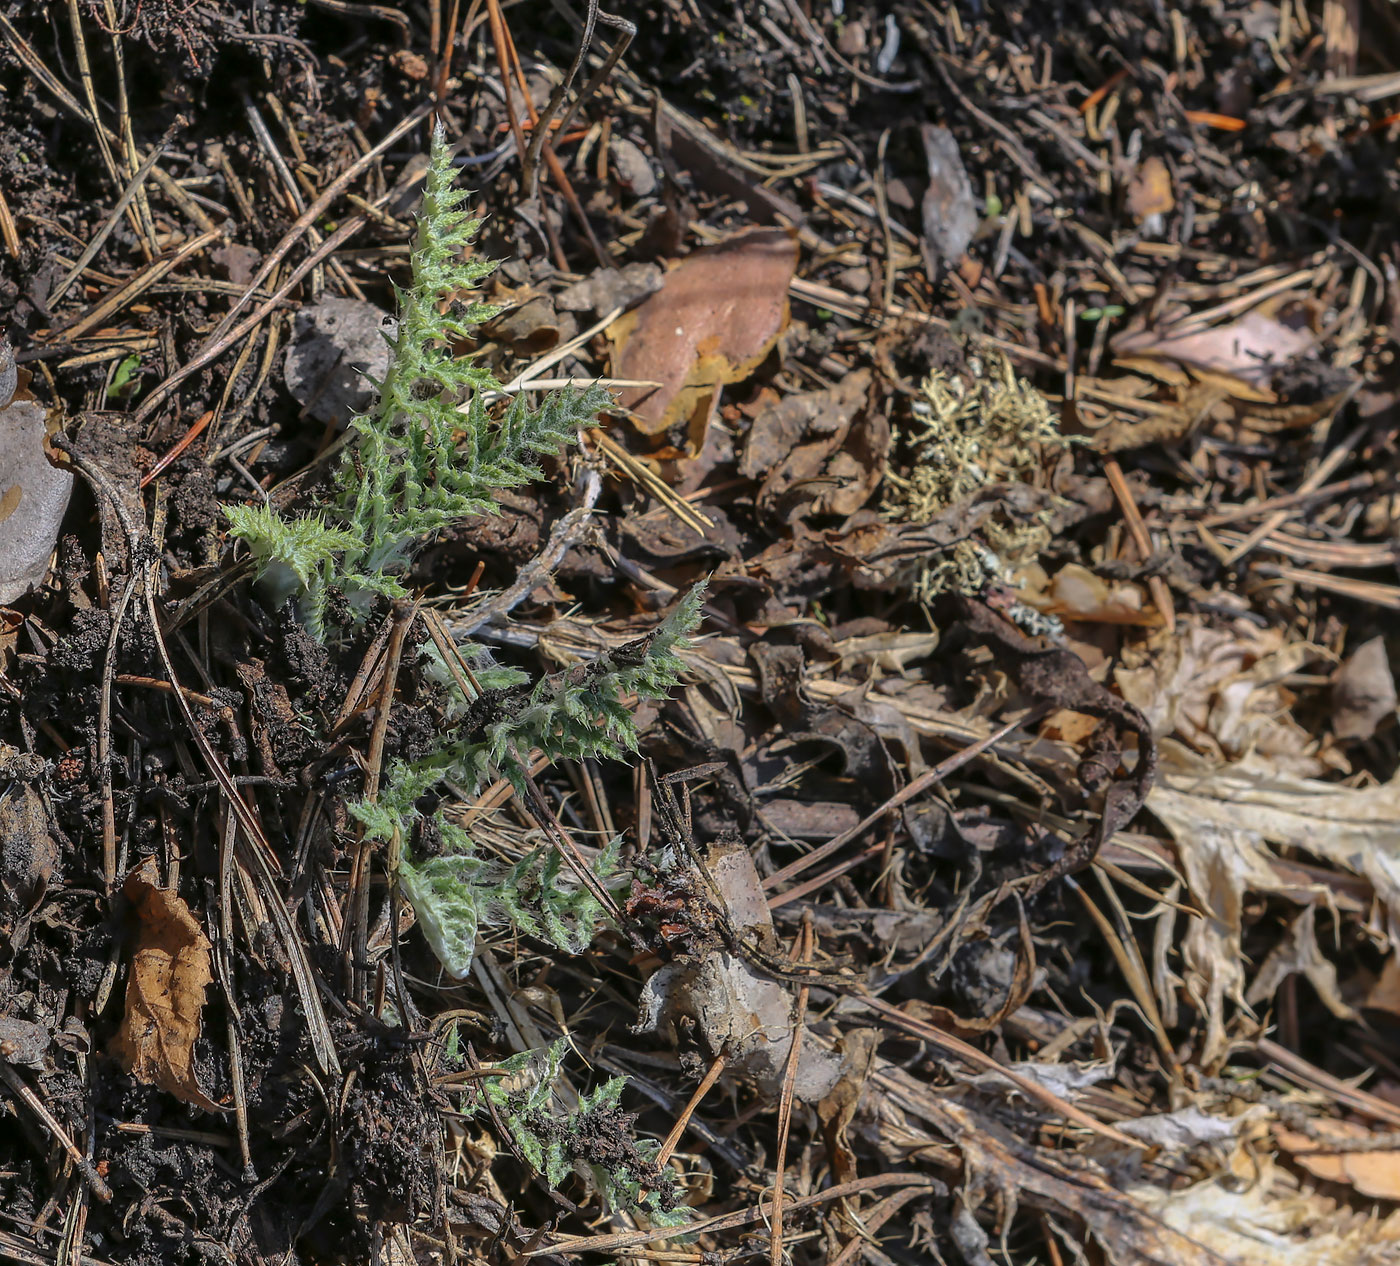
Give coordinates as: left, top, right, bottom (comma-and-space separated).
1112, 309, 1315, 389
0, 780, 57, 924
1331, 635, 1397, 743
743, 369, 883, 522
110, 857, 223, 1111
816, 1028, 881, 1184
608, 227, 797, 444
1127, 155, 1174, 223
919, 124, 977, 277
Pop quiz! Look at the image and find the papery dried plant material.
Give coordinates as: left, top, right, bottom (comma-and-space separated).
1147, 752, 1400, 1064
1117, 616, 1341, 778
1127, 1154, 1400, 1265
830, 628, 941, 677
1116, 1104, 1264, 1151
635, 837, 842, 1103
919, 124, 977, 278
1245, 905, 1355, 1020
1274, 1118, 1400, 1202
1331, 635, 1396, 742
0, 337, 72, 606
965, 1057, 1115, 1099
607, 228, 797, 443
1113, 309, 1316, 388
110, 857, 222, 1111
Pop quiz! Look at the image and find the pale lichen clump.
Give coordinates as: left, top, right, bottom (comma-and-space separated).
884, 347, 1073, 606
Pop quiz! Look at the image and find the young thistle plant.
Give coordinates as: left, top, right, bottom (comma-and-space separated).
228, 127, 700, 1218
228, 127, 611, 637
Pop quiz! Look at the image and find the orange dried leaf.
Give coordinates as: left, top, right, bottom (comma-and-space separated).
1275, 1118, 1400, 1202
608, 228, 797, 443
1364, 956, 1400, 1019
1127, 156, 1174, 223
110, 857, 222, 1111
1019, 563, 1161, 627
1041, 708, 1104, 746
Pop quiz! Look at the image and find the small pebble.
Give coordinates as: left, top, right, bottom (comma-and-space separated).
610, 137, 657, 198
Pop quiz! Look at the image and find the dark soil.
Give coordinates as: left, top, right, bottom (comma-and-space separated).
2, 2, 1399, 1264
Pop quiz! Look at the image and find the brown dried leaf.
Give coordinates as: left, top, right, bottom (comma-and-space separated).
607, 228, 797, 443
743, 370, 881, 522
1365, 957, 1400, 1019
1022, 562, 1162, 627
483, 284, 569, 356
816, 1028, 881, 1185
110, 857, 222, 1111
830, 629, 940, 677
1081, 378, 1232, 452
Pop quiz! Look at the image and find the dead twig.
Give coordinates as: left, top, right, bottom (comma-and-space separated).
770, 914, 814, 1266
345, 599, 419, 1005
527, 1172, 944, 1257
0, 1058, 112, 1202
